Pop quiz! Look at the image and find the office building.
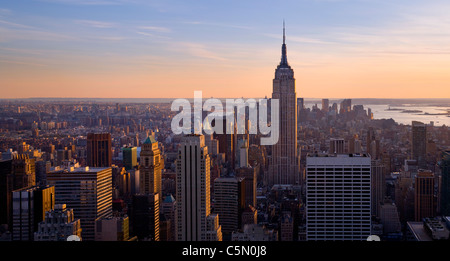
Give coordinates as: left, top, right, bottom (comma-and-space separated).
414, 170, 435, 221
411, 121, 427, 169
213, 177, 245, 236
176, 134, 219, 241
95, 216, 130, 241
236, 166, 257, 208
139, 136, 162, 197
440, 151, 450, 216
131, 193, 160, 241
122, 146, 137, 170
268, 23, 299, 186
329, 138, 345, 154
34, 204, 82, 241
306, 154, 371, 241
161, 194, 176, 241
322, 99, 329, 112
371, 160, 385, 218
87, 133, 112, 167
11, 185, 55, 241
379, 198, 401, 235
47, 167, 112, 241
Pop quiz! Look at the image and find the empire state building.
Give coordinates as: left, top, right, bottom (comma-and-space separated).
268, 23, 299, 186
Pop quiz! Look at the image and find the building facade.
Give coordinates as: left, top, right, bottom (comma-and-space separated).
306, 154, 372, 241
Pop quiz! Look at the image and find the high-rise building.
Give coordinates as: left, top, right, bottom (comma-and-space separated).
139, 136, 162, 197
0, 159, 13, 227
87, 133, 112, 167
206, 214, 223, 241
322, 99, 329, 112
213, 115, 236, 170
95, 216, 130, 241
379, 198, 401, 235
35, 160, 51, 186
213, 177, 245, 236
47, 167, 112, 241
12, 154, 36, 190
280, 213, 294, 241
236, 166, 257, 208
122, 146, 137, 171
268, 22, 299, 187
329, 138, 345, 154
34, 204, 82, 241
306, 154, 371, 241
440, 151, 450, 216
161, 194, 176, 241
131, 193, 160, 241
371, 160, 385, 218
411, 121, 427, 169
11, 185, 55, 241
176, 134, 220, 241
414, 170, 435, 221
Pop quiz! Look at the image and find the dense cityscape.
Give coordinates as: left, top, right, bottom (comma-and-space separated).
0, 29, 449, 243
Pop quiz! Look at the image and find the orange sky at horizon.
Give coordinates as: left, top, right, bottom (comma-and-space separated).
1, 53, 449, 99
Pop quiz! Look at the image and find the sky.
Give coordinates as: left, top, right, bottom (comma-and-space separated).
0, 0, 450, 99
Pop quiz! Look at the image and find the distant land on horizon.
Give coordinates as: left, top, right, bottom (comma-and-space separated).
1, 97, 449, 107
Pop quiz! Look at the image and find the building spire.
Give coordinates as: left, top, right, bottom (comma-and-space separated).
280, 20, 288, 66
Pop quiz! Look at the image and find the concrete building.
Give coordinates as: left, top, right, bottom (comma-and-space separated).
306, 154, 372, 241
47, 166, 112, 241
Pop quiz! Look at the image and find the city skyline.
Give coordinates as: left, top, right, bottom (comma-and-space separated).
1, 1, 450, 99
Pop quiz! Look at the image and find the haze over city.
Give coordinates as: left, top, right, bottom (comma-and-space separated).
1, 0, 450, 99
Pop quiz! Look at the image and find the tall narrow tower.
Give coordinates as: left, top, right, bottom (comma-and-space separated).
140, 136, 162, 197
176, 134, 211, 241
268, 22, 299, 186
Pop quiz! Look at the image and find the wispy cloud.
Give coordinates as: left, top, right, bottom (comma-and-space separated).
169, 42, 228, 61
183, 21, 253, 30
75, 19, 117, 28
138, 26, 171, 33
35, 0, 131, 5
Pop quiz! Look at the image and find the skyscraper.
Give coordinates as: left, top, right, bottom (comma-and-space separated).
34, 204, 82, 241
139, 136, 162, 196
440, 151, 450, 216
87, 133, 112, 167
268, 22, 299, 186
11, 185, 55, 241
131, 193, 160, 241
412, 121, 427, 169
122, 146, 137, 171
47, 167, 112, 241
176, 134, 221, 241
414, 170, 435, 221
306, 154, 371, 241
322, 99, 329, 112
371, 159, 385, 218
213, 177, 245, 236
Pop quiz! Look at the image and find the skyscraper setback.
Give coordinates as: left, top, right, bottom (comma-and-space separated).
268, 23, 299, 186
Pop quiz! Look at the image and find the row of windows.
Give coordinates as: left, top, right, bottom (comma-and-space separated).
307, 168, 371, 171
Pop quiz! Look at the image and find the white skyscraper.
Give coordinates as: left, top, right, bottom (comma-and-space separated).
306, 154, 372, 241
176, 134, 221, 241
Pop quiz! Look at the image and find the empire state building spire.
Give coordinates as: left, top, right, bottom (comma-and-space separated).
280, 20, 288, 66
